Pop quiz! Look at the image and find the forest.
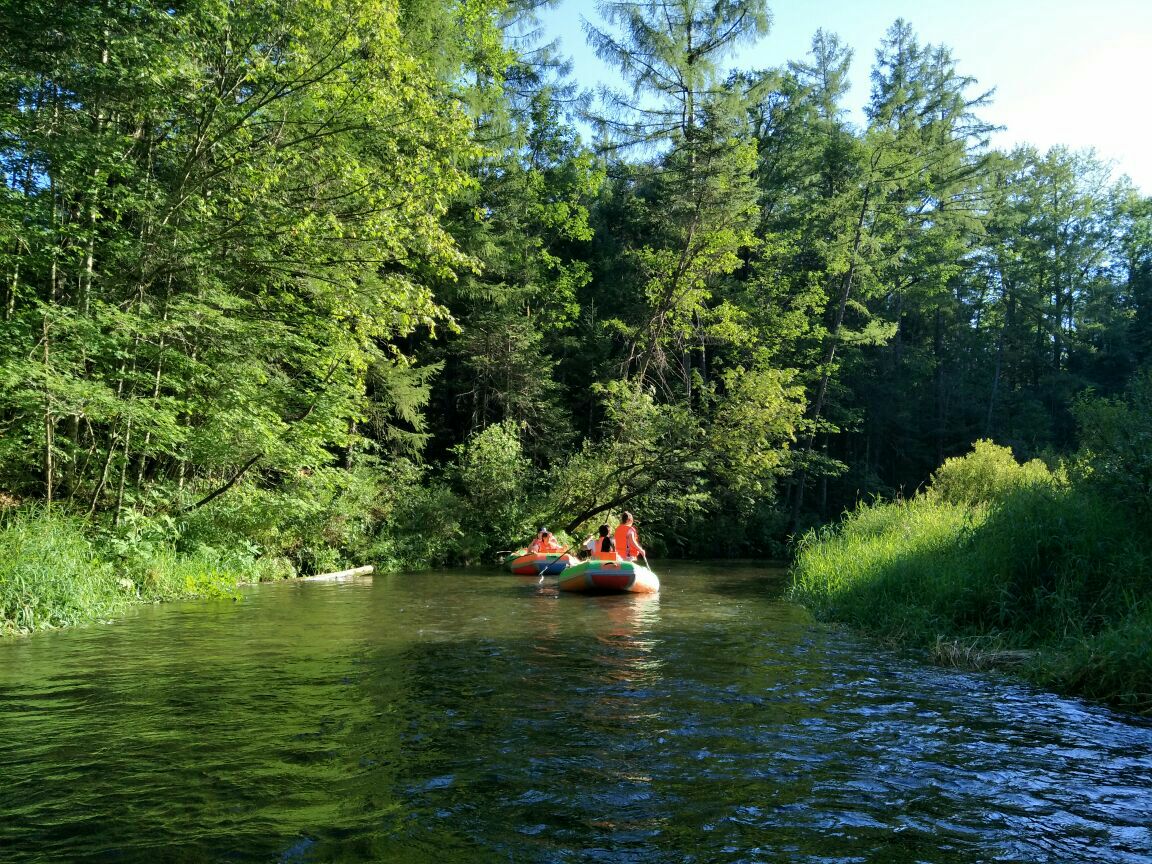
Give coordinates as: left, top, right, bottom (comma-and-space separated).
1, 1, 1150, 661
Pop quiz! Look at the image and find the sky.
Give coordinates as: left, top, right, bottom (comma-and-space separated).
537, 0, 1152, 193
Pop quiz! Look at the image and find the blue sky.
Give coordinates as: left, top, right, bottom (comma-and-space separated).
537, 0, 1152, 193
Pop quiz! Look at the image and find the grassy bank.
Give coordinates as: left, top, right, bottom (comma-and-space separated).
0, 448, 516, 636
789, 442, 1152, 715
0, 509, 295, 636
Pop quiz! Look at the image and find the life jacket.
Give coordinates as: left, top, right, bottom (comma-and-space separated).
613, 523, 640, 559
538, 537, 562, 553
592, 536, 616, 561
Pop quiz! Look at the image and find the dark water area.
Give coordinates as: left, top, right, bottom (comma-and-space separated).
1, 562, 1150, 863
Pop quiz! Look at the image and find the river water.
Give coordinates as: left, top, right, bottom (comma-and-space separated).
1, 562, 1149, 863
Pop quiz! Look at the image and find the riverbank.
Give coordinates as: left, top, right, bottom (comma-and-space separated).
0, 509, 299, 636
788, 444, 1152, 715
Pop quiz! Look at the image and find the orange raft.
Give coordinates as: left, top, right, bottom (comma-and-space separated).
556, 559, 660, 594
505, 551, 577, 576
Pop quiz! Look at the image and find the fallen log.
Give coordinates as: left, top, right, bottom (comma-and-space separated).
301, 565, 375, 582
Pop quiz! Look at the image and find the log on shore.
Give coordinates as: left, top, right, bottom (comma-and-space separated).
301, 565, 375, 582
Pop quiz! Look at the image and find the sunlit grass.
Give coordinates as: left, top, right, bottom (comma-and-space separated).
0, 509, 125, 634
0, 508, 289, 636
789, 484, 1152, 714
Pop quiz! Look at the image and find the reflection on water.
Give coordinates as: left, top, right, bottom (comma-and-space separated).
0, 562, 1150, 863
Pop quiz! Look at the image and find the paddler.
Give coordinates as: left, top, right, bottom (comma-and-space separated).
613, 511, 645, 561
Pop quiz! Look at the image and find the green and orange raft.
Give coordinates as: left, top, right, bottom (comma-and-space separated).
555, 558, 660, 594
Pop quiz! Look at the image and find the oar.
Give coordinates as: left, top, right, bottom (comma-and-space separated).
544, 538, 579, 573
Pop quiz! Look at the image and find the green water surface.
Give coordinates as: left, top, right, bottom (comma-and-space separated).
1, 562, 1149, 862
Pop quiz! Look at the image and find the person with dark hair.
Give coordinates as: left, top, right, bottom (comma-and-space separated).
527, 528, 546, 553
590, 524, 616, 560
613, 511, 645, 561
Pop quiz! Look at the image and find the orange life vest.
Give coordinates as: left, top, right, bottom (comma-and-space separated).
613, 523, 640, 559
592, 536, 617, 561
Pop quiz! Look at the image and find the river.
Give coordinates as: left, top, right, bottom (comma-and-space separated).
1, 562, 1149, 862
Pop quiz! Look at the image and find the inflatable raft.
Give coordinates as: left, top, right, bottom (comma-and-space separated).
505, 551, 577, 576
556, 559, 660, 594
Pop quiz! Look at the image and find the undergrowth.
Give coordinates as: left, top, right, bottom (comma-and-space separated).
790, 441, 1152, 714
0, 508, 284, 636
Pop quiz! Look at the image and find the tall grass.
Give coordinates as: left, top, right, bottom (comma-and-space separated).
790, 497, 980, 639
790, 442, 1152, 714
0, 508, 287, 636
0, 509, 124, 634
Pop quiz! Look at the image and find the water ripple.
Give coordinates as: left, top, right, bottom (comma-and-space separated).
0, 566, 1150, 862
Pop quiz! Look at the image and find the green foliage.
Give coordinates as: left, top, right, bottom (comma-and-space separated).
451, 420, 534, 551
790, 454, 1152, 712
366, 475, 466, 570
705, 363, 806, 495
0, 0, 477, 516
174, 465, 385, 577
927, 439, 1058, 507
1049, 601, 1152, 714
0, 506, 294, 635
587, 0, 770, 145
673, 494, 793, 560
0, 509, 122, 634
1073, 374, 1152, 513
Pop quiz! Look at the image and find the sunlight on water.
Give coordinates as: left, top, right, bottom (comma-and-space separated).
1, 562, 1150, 862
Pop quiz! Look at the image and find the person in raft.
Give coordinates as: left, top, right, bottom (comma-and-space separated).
589, 524, 616, 560
527, 528, 546, 553
613, 511, 645, 561
530, 529, 562, 554
580, 531, 597, 559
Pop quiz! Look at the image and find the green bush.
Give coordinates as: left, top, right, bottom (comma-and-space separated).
0, 506, 297, 635
927, 438, 1057, 507
1047, 602, 1152, 713
789, 446, 1152, 713
175, 463, 386, 575
451, 421, 534, 551
1073, 373, 1152, 513
366, 478, 464, 570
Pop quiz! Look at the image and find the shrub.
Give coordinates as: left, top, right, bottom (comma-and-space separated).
1073, 373, 1152, 514
451, 421, 533, 549
366, 479, 464, 570
789, 455, 1152, 713
176, 464, 386, 575
927, 439, 1057, 507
